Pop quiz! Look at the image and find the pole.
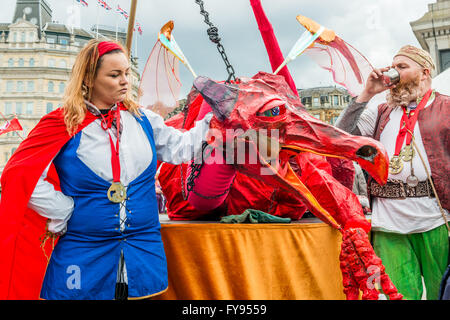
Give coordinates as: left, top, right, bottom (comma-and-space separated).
115, 0, 119, 41
115, 0, 118, 41
134, 27, 138, 58
126, 0, 138, 57
96, 2, 100, 39
431, 5, 439, 74
71, 0, 75, 34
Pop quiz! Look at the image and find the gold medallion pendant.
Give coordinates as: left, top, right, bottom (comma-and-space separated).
107, 182, 127, 203
400, 144, 414, 162
389, 156, 403, 175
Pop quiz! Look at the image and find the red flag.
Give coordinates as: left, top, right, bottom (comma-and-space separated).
136, 22, 143, 35
76, 0, 89, 7
97, 0, 111, 10
0, 117, 23, 136
117, 5, 129, 19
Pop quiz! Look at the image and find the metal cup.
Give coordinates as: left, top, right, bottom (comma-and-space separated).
382, 68, 400, 87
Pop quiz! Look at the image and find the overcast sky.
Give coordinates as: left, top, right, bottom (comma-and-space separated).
1, 0, 431, 97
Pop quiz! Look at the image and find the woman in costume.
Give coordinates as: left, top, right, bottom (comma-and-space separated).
0, 40, 212, 300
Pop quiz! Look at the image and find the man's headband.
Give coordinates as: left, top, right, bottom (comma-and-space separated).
98, 41, 124, 58
394, 45, 435, 70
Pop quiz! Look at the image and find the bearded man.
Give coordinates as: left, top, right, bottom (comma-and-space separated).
336, 45, 449, 300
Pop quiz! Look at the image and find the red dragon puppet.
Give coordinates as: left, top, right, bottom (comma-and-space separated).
144, 0, 403, 300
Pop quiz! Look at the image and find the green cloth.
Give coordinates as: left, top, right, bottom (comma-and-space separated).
220, 209, 291, 224
373, 224, 449, 300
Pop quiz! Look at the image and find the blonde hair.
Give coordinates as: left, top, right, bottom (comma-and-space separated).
63, 39, 140, 135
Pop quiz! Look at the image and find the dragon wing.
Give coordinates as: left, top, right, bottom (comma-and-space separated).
139, 21, 196, 118
296, 15, 374, 97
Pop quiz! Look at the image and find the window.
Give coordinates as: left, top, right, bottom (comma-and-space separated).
12, 32, 17, 42
48, 81, 54, 92
60, 38, 68, 46
5, 102, 12, 114
26, 102, 33, 115
301, 97, 311, 105
313, 97, 319, 107
21, 32, 25, 42
46, 102, 53, 113
59, 82, 65, 94
440, 49, 450, 72
8, 58, 14, 67
332, 95, 339, 106
18, 58, 24, 67
59, 60, 67, 68
48, 59, 55, 67
320, 96, 329, 105
16, 102, 23, 114
27, 81, 34, 92
4, 152, 9, 162
332, 116, 339, 124
17, 81, 24, 92
29, 58, 35, 67
6, 81, 13, 92
47, 37, 56, 44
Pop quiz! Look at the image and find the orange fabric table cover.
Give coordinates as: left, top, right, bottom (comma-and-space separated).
154, 216, 346, 300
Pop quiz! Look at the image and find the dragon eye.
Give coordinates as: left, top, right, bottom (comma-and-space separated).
256, 101, 286, 118
263, 107, 280, 117
259, 106, 282, 117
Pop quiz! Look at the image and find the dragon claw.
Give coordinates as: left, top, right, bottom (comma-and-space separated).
339, 228, 403, 300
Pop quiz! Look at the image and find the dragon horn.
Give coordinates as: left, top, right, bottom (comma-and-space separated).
193, 76, 239, 122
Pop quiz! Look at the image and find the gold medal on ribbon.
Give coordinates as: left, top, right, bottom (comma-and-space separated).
389, 156, 403, 175
400, 144, 414, 162
107, 182, 127, 203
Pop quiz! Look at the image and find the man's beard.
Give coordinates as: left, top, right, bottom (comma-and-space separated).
386, 74, 421, 107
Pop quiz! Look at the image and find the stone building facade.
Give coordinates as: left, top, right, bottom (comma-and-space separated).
0, 0, 140, 175
410, 0, 450, 76
298, 86, 351, 125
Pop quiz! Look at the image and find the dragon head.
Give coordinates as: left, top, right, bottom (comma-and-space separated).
194, 72, 388, 228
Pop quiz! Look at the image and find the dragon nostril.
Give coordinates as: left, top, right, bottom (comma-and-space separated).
356, 145, 378, 163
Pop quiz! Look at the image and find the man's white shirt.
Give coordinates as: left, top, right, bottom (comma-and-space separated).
357, 94, 447, 234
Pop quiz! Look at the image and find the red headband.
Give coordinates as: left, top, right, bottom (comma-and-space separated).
98, 41, 124, 58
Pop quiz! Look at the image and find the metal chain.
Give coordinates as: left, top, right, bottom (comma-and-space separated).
179, 1, 238, 201
267, 188, 278, 215
181, 143, 237, 201
194, 0, 236, 83
181, 142, 208, 201
186, 143, 209, 193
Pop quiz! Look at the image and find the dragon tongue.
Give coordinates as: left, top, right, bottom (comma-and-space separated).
256, 151, 340, 229
281, 162, 341, 229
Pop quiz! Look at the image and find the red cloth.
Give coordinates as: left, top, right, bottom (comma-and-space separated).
157, 91, 211, 220
0, 109, 97, 299
249, 0, 298, 97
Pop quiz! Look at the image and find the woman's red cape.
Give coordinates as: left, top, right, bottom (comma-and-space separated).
0, 108, 97, 299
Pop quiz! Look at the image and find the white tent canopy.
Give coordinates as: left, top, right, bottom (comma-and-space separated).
433, 68, 450, 95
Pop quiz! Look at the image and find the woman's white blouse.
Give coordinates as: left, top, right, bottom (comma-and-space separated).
28, 106, 212, 234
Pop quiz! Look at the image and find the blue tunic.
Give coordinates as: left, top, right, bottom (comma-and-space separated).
40, 114, 167, 300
